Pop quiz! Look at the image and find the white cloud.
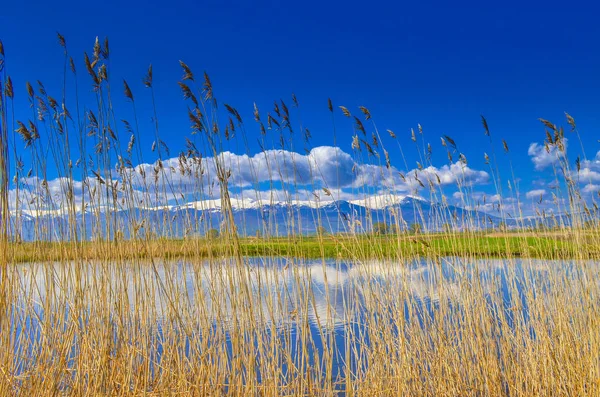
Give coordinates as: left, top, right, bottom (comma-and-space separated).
525, 189, 546, 199
128, 146, 359, 192
578, 168, 600, 182
582, 183, 600, 194
452, 191, 464, 200
125, 146, 490, 194
8, 146, 491, 215
528, 139, 567, 171
574, 151, 600, 184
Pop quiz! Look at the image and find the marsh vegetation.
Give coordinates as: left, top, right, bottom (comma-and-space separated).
0, 36, 599, 395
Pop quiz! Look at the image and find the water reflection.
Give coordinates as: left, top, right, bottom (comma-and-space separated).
8, 256, 598, 384
12, 257, 593, 329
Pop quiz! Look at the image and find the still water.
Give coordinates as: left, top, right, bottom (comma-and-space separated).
7, 256, 595, 389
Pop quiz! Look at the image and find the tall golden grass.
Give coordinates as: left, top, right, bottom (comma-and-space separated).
0, 36, 598, 395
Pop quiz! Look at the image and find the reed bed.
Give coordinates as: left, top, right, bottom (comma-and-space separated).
0, 36, 598, 396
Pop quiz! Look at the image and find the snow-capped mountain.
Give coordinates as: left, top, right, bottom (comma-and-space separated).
9, 194, 516, 241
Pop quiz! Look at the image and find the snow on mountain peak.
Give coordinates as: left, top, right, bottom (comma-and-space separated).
178, 193, 425, 211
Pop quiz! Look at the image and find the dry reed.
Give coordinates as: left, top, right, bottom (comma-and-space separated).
0, 36, 598, 396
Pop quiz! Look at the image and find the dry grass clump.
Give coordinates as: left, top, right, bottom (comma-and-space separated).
0, 36, 599, 395
0, 256, 598, 395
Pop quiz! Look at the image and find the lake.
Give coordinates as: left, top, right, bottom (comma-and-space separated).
4, 256, 598, 394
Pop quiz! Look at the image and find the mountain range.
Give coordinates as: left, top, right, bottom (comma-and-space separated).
9, 195, 538, 241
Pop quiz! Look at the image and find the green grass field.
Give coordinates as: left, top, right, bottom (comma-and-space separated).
8, 232, 596, 264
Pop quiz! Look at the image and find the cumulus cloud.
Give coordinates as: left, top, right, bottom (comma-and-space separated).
582, 184, 600, 194
127, 146, 356, 192
575, 151, 600, 184
525, 189, 546, 199
125, 146, 490, 193
8, 146, 490, 214
528, 139, 567, 170
452, 191, 464, 200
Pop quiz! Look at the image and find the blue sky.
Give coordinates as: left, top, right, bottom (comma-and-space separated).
2, 0, 600, 215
